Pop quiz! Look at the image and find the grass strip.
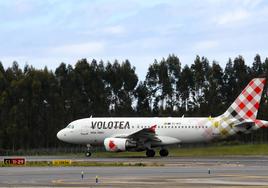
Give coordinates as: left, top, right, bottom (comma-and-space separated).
0, 161, 163, 167
89, 144, 268, 157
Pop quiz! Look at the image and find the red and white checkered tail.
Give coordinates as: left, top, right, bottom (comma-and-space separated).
222, 78, 266, 121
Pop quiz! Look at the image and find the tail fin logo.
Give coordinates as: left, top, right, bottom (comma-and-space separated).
224, 78, 266, 120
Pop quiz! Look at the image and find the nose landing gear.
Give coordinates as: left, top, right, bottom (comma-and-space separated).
85, 144, 92, 157
85, 151, 91, 157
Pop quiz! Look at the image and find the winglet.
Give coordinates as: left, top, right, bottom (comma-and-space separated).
149, 125, 157, 133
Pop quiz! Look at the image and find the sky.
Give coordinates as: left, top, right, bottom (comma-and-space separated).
0, 0, 268, 79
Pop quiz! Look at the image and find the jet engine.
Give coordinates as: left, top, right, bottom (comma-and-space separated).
104, 138, 136, 152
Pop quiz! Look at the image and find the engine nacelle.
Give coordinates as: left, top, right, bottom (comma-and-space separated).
104, 137, 136, 152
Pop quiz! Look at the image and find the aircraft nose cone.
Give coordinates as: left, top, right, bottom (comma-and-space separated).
57, 130, 64, 141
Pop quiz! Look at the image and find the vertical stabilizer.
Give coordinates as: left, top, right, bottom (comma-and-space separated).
222, 78, 266, 121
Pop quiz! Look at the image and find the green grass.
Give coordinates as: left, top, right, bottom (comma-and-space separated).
92, 144, 268, 157
2, 144, 268, 161
0, 161, 162, 167
169, 144, 268, 156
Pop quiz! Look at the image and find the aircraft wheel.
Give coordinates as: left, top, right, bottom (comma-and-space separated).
159, 149, 169, 157
146, 149, 155, 157
85, 151, 91, 157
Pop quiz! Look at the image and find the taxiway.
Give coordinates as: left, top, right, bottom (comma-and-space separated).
1, 156, 268, 187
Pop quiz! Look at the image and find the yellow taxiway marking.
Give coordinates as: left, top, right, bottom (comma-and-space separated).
52, 179, 64, 184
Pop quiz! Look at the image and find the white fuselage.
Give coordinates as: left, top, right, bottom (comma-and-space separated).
57, 117, 214, 146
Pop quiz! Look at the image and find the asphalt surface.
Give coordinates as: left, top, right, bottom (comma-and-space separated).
1, 156, 268, 187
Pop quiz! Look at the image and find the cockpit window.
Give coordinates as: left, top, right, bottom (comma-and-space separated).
67, 124, 74, 129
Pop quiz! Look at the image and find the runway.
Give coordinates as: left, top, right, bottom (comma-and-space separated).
1, 156, 268, 187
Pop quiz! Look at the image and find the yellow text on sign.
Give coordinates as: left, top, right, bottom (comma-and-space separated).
52, 160, 72, 166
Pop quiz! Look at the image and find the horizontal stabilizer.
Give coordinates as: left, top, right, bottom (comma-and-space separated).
254, 119, 268, 128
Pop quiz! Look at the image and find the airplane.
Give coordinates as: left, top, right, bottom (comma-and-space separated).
57, 78, 268, 157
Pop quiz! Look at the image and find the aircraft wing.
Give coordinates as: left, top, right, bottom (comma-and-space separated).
115, 125, 161, 142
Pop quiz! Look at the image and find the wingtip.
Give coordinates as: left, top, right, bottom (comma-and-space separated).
149, 125, 157, 132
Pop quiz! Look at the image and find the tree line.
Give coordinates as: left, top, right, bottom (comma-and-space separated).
1, 54, 268, 150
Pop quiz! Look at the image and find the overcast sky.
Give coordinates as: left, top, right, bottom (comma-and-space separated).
0, 0, 268, 79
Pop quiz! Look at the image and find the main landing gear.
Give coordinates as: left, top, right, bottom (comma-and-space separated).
146, 149, 155, 157
159, 148, 169, 157
85, 144, 92, 157
145, 148, 169, 157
